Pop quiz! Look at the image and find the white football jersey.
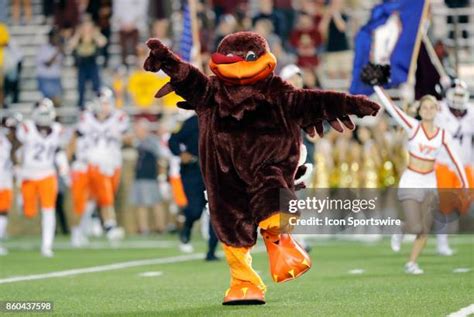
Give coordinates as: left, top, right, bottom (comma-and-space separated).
16, 120, 63, 180
78, 110, 128, 175
71, 130, 91, 172
0, 133, 13, 189
110, 109, 129, 170
435, 101, 474, 167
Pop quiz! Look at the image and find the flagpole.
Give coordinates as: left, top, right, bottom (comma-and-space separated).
188, 0, 202, 70
406, 0, 431, 87
421, 33, 448, 78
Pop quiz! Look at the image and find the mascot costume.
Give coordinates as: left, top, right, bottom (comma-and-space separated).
144, 32, 380, 305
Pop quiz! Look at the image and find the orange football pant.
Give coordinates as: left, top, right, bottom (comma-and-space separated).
88, 165, 115, 208
436, 164, 474, 214
21, 176, 57, 218
0, 189, 13, 212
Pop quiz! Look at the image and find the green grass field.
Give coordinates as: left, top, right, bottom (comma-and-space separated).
0, 235, 472, 316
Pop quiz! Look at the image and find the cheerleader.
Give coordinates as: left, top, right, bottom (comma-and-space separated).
361, 64, 468, 274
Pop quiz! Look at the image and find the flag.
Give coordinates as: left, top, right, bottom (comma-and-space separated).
350, 0, 429, 95
414, 42, 441, 100
179, 3, 193, 62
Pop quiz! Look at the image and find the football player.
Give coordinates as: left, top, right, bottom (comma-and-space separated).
0, 112, 21, 255
15, 99, 69, 257
434, 80, 474, 255
75, 88, 128, 241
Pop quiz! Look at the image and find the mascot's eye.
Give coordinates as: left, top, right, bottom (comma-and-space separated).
245, 51, 257, 61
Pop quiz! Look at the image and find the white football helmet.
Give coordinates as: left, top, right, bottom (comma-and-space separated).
32, 98, 56, 126
92, 87, 115, 116
1, 111, 23, 129
446, 80, 470, 111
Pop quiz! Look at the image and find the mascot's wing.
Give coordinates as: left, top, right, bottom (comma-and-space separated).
144, 38, 214, 109
284, 88, 380, 137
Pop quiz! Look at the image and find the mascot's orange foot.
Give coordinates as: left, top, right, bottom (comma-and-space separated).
222, 282, 265, 305
261, 229, 312, 283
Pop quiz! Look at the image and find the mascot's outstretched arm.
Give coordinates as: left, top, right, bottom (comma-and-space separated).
285, 89, 380, 137
143, 38, 213, 108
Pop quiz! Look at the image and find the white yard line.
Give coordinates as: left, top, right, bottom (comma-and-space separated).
5, 240, 176, 250
447, 304, 474, 317
0, 253, 205, 285
0, 246, 266, 285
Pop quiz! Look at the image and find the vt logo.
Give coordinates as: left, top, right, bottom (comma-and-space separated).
419, 144, 436, 154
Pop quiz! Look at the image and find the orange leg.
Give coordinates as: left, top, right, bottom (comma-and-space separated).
222, 244, 266, 305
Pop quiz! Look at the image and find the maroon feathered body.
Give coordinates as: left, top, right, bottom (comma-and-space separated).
144, 32, 380, 247
196, 76, 301, 247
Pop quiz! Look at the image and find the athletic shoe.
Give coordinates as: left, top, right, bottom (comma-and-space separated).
41, 247, 54, 258
222, 282, 265, 305
437, 246, 454, 256
179, 243, 194, 253
91, 219, 104, 237
0, 245, 8, 256
106, 227, 125, 242
205, 254, 220, 261
71, 228, 90, 248
391, 234, 403, 252
404, 262, 423, 275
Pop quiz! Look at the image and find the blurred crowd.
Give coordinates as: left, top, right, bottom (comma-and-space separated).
0, 0, 375, 110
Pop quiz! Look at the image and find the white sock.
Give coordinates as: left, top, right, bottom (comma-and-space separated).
437, 234, 449, 248
0, 215, 7, 240
80, 201, 95, 233
41, 209, 56, 251
71, 225, 80, 238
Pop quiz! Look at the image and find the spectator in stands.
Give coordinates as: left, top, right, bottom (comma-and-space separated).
320, 0, 351, 79
87, 0, 113, 68
290, 12, 323, 69
113, 0, 149, 66
54, 0, 80, 39
149, 0, 172, 20
252, 0, 287, 42
253, 18, 280, 48
69, 17, 107, 109
151, 18, 173, 48
212, 0, 246, 26
274, 0, 296, 40
126, 44, 163, 109
36, 28, 64, 106
42, 0, 55, 24
3, 35, 23, 105
302, 66, 320, 89
270, 37, 297, 74
12, 0, 32, 25
214, 14, 237, 51
130, 119, 167, 235
0, 0, 7, 23
0, 23, 9, 107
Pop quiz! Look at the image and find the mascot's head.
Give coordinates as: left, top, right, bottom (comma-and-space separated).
209, 32, 276, 85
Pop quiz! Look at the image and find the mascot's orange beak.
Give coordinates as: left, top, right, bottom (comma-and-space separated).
209, 52, 277, 85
